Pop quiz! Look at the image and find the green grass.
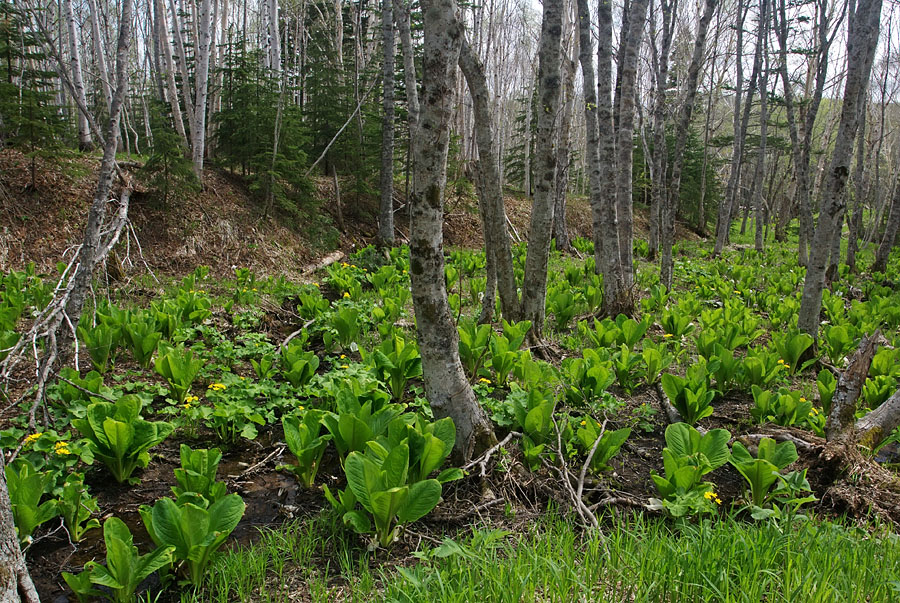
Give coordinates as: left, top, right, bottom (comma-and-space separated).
185, 511, 900, 602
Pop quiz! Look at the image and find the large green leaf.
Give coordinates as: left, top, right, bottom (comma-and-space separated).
397, 479, 442, 523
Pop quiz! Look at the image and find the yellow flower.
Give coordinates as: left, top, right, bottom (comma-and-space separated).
777, 359, 786, 365
402, 269, 408, 274
809, 407, 819, 416
350, 264, 357, 268
340, 364, 349, 369
340, 354, 347, 359
185, 395, 199, 404
733, 290, 741, 295
341, 262, 349, 267
799, 397, 807, 403
703, 491, 722, 504
313, 282, 320, 287
24, 433, 43, 445
208, 383, 227, 391
184, 403, 191, 409
54, 441, 71, 455
298, 405, 305, 411
343, 292, 351, 298
663, 333, 674, 338
478, 378, 491, 384
580, 420, 587, 426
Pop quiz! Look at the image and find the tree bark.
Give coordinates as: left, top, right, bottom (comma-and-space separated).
798, 0, 882, 337
553, 32, 577, 253
397, 0, 419, 137
614, 0, 650, 290
458, 39, 519, 321
410, 0, 494, 460
521, 0, 564, 337
63, 0, 93, 150
87, 0, 112, 115
659, 0, 718, 289
379, 0, 396, 245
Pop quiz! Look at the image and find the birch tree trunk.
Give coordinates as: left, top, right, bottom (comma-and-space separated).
772, 0, 802, 242
521, 0, 563, 337
155, 0, 189, 145
169, 0, 197, 144
397, 0, 419, 135
614, 0, 650, 290
847, 108, 867, 271
659, 0, 718, 289
269, 0, 282, 70
798, 0, 882, 337
191, 0, 213, 178
410, 0, 494, 460
459, 38, 519, 320
64, 0, 93, 150
378, 0, 396, 245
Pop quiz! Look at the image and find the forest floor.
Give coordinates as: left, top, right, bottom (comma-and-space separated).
3, 151, 900, 601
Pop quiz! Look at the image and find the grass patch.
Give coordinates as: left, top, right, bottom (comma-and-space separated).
186, 511, 900, 602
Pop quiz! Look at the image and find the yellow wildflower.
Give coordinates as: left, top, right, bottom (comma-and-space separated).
341, 262, 349, 267
343, 292, 351, 298
184, 403, 191, 409
185, 395, 199, 404
478, 377, 491, 384
799, 397, 807, 402
298, 405, 305, 411
208, 383, 227, 391
733, 290, 741, 295
24, 433, 43, 445
809, 407, 819, 416
313, 282, 320, 287
580, 420, 587, 426
350, 264, 357, 268
663, 333, 674, 339
340, 364, 349, 369
340, 354, 347, 359
703, 491, 722, 504
777, 359, 786, 365
54, 441, 71, 455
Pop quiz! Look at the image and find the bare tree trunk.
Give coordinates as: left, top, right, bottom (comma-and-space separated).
459, 39, 519, 320
269, 0, 282, 70
410, 0, 494, 460
847, 107, 867, 272
0, 454, 40, 603
64, 0, 93, 150
87, 0, 112, 114
752, 0, 770, 253
649, 0, 676, 261
397, 0, 419, 135
872, 173, 900, 273
378, 0, 396, 245
798, 0, 882, 337
772, 0, 801, 242
521, 0, 563, 337
798, 0, 837, 266
593, 0, 630, 315
614, 0, 650, 289
660, 0, 718, 289
169, 0, 197, 145
190, 0, 213, 179
553, 30, 576, 253
155, 0, 189, 146
713, 0, 747, 255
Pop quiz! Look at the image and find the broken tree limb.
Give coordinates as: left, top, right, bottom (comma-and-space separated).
825, 330, 880, 442
301, 251, 344, 276
855, 387, 900, 449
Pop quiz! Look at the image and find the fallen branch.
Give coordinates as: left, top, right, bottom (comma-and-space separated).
826, 330, 880, 442
301, 251, 345, 276
462, 431, 520, 477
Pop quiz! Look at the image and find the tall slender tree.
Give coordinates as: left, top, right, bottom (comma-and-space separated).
378, 0, 396, 245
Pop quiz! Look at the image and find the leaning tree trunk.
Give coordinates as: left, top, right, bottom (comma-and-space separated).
0, 454, 39, 603
60, 0, 135, 362
409, 0, 494, 461
521, 0, 564, 338
614, 0, 650, 290
63, 0, 93, 150
659, 0, 718, 289
378, 0, 396, 245
798, 0, 882, 337
872, 171, 900, 273
458, 39, 519, 321
154, 0, 188, 146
